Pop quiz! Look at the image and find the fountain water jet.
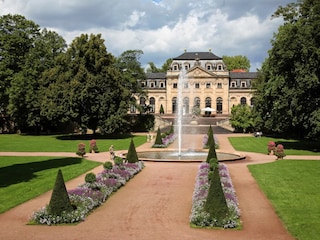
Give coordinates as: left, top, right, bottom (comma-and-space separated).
135, 69, 245, 162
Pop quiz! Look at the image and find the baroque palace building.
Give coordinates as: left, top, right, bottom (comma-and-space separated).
133, 50, 257, 116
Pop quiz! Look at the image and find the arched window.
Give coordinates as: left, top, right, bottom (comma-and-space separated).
205, 97, 211, 107
183, 97, 189, 114
240, 97, 247, 105
205, 97, 212, 116
149, 97, 155, 113
172, 97, 177, 113
250, 97, 255, 107
130, 97, 136, 113
140, 97, 146, 113
216, 97, 223, 114
194, 97, 200, 107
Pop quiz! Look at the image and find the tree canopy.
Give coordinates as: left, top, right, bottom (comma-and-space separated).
0, 14, 146, 134
146, 58, 173, 73
222, 55, 250, 72
253, 0, 320, 138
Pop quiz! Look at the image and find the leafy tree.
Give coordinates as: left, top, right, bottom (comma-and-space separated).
230, 104, 254, 133
146, 58, 173, 73
48, 169, 73, 215
115, 49, 146, 116
0, 14, 66, 132
253, 0, 320, 138
222, 55, 250, 71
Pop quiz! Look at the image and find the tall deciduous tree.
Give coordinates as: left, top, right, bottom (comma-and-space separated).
222, 55, 250, 71
230, 104, 254, 133
253, 0, 320, 138
0, 14, 66, 132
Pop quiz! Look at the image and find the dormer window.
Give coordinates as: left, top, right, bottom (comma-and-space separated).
217, 65, 222, 70
150, 82, 155, 88
241, 81, 247, 88
207, 65, 211, 70
231, 81, 236, 88
160, 82, 165, 88
173, 65, 178, 71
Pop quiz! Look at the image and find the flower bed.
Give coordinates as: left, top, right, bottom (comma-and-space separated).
152, 133, 176, 148
190, 162, 240, 228
30, 161, 144, 225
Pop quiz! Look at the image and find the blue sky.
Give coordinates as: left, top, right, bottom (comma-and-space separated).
0, 0, 294, 71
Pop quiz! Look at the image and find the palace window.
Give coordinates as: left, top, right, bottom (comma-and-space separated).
149, 97, 155, 113
195, 83, 200, 89
160, 82, 165, 88
240, 97, 247, 105
230, 81, 236, 88
241, 81, 247, 88
216, 97, 223, 114
150, 82, 155, 88
206, 82, 211, 88
173, 83, 178, 88
217, 82, 222, 89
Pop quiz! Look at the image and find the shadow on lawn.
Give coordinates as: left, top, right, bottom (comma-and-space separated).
55, 133, 134, 140
275, 140, 320, 153
0, 157, 82, 188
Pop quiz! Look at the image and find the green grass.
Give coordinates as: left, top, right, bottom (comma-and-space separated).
229, 136, 320, 155
0, 156, 101, 213
248, 160, 320, 240
0, 134, 146, 152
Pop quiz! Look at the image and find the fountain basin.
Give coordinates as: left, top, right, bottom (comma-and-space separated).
136, 150, 245, 162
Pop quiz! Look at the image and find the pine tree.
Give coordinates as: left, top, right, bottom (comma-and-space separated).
48, 169, 73, 215
126, 138, 139, 163
204, 166, 229, 222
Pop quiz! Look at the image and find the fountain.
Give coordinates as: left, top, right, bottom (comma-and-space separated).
136, 69, 244, 162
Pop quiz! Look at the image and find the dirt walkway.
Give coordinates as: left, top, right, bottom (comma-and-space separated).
1, 133, 318, 239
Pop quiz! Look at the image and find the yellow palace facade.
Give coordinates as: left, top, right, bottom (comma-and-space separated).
133, 50, 257, 116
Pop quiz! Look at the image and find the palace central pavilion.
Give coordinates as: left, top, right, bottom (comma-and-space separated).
134, 50, 258, 116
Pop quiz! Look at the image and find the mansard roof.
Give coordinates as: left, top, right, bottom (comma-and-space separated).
145, 72, 166, 79
173, 51, 222, 60
230, 72, 258, 79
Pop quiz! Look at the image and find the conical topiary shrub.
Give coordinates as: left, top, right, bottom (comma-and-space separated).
154, 127, 163, 145
48, 169, 73, 215
126, 138, 139, 163
159, 104, 164, 114
204, 166, 229, 222
206, 125, 214, 147
206, 140, 218, 163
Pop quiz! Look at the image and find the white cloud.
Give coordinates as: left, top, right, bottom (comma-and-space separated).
0, 0, 293, 71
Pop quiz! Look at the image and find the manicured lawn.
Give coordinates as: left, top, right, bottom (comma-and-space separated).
229, 136, 320, 155
0, 156, 101, 213
248, 160, 320, 240
0, 134, 146, 152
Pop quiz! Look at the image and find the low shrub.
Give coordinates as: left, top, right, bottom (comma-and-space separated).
76, 143, 86, 157
85, 172, 96, 183
114, 156, 124, 165
103, 161, 113, 170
